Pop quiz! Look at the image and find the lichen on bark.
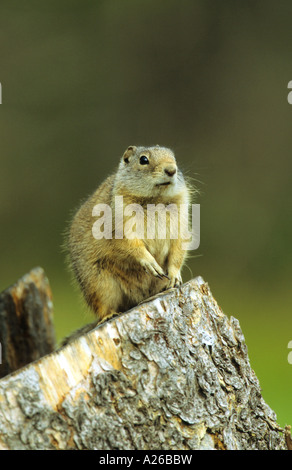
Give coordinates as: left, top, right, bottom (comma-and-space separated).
0, 276, 287, 450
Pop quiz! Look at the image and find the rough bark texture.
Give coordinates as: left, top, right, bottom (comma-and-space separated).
0, 267, 56, 379
0, 274, 287, 450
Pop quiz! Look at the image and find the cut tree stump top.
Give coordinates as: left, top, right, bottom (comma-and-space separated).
0, 271, 287, 450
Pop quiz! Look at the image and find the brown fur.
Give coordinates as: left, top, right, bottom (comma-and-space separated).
67, 145, 191, 324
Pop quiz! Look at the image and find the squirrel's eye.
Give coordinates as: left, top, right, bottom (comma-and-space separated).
139, 155, 149, 165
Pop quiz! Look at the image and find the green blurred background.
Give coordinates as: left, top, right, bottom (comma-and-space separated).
0, 0, 291, 427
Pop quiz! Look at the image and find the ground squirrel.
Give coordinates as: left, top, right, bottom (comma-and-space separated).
67, 145, 191, 327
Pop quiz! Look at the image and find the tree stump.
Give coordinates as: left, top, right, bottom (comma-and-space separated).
0, 267, 56, 379
0, 271, 288, 450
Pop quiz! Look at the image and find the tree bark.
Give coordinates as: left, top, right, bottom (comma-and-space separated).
0, 267, 56, 379
0, 272, 288, 450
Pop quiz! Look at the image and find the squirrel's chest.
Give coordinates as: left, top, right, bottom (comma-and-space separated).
145, 238, 171, 265
143, 207, 180, 264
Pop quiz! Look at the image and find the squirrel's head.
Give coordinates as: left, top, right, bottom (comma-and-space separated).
115, 145, 186, 200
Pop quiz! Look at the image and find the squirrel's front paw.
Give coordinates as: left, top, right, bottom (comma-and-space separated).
141, 258, 169, 280
167, 270, 182, 288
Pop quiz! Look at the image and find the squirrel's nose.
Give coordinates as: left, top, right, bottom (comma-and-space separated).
164, 165, 177, 177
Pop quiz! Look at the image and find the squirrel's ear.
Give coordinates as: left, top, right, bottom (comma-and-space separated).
122, 146, 136, 164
